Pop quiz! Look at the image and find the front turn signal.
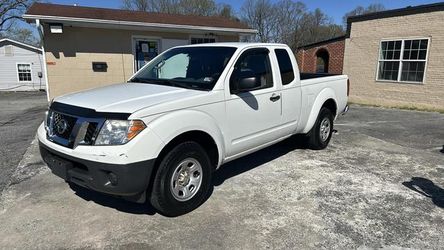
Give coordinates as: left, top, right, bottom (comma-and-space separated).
127, 120, 147, 141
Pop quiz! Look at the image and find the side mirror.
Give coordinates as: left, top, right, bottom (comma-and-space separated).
231, 70, 259, 94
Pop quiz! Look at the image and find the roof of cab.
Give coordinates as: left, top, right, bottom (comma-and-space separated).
175, 42, 290, 49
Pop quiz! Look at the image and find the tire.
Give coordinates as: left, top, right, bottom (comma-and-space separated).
307, 107, 334, 150
150, 141, 212, 217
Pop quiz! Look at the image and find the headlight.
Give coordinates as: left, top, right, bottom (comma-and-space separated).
95, 120, 146, 145
44, 111, 49, 128
44, 111, 51, 134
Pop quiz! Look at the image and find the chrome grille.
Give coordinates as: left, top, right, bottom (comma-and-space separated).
83, 123, 98, 145
50, 112, 77, 140
46, 110, 104, 148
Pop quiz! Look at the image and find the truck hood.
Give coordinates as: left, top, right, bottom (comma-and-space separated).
54, 83, 204, 114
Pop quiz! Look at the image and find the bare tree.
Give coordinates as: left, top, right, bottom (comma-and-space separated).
342, 3, 385, 27
0, 0, 33, 32
293, 8, 344, 49
0, 0, 40, 46
273, 0, 306, 49
122, 0, 182, 13
1, 25, 39, 45
124, 0, 146, 11
178, 0, 217, 16
121, 0, 344, 49
122, 0, 149, 11
122, 0, 219, 16
157, 0, 181, 14
217, 3, 234, 19
240, 0, 276, 43
240, 0, 343, 48
302, 8, 335, 44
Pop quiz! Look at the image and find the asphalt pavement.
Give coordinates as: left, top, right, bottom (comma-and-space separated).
0, 92, 47, 192
0, 101, 443, 249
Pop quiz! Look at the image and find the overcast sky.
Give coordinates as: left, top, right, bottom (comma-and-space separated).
46, 0, 441, 24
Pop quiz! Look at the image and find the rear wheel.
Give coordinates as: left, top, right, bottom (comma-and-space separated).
307, 107, 334, 150
150, 141, 212, 217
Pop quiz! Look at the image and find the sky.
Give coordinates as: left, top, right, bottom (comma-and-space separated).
45, 0, 442, 24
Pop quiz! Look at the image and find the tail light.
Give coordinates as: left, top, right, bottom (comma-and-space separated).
347, 79, 350, 97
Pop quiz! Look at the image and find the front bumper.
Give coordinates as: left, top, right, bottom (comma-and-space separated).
39, 142, 156, 200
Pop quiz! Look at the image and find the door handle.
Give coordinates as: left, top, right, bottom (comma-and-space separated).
270, 94, 281, 102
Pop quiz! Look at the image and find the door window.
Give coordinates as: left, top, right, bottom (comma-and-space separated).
230, 48, 273, 94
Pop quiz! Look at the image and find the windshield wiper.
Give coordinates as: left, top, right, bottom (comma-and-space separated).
128, 77, 153, 83
166, 79, 209, 91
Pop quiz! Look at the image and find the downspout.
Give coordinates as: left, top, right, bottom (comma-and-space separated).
36, 19, 50, 102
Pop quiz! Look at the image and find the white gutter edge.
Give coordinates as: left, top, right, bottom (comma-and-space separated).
35, 19, 50, 102
0, 38, 42, 51
23, 14, 258, 34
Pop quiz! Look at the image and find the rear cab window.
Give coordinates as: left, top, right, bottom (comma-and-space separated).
275, 49, 295, 85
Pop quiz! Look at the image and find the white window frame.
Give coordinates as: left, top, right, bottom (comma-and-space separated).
189, 35, 217, 45
16, 63, 32, 83
376, 37, 430, 84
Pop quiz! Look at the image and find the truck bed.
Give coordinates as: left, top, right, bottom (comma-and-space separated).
300, 73, 339, 80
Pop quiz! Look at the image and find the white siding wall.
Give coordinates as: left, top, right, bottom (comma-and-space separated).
0, 43, 46, 91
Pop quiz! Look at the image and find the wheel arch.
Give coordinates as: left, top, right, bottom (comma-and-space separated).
147, 109, 225, 168
302, 88, 338, 134
155, 130, 219, 171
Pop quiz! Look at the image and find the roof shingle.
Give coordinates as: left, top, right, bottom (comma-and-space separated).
25, 3, 251, 30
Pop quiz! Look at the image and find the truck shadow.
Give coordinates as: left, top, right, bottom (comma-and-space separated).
69, 134, 309, 215
69, 183, 157, 215
213, 135, 308, 186
402, 177, 444, 208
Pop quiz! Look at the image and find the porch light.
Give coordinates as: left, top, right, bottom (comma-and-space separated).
49, 24, 63, 34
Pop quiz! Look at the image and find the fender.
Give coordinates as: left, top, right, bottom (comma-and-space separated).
146, 109, 226, 167
302, 88, 337, 134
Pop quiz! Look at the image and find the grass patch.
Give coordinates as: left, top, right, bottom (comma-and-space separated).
348, 101, 444, 114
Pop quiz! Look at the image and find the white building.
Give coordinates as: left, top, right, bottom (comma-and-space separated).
0, 38, 46, 91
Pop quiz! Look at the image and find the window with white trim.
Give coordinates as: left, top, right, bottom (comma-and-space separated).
17, 64, 32, 82
190, 37, 216, 44
377, 39, 429, 83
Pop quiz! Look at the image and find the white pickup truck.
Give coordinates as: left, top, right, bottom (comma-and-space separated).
38, 43, 348, 216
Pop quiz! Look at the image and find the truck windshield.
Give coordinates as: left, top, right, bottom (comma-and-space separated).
129, 46, 237, 91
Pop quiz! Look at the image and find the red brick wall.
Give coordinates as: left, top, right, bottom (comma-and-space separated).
296, 39, 345, 74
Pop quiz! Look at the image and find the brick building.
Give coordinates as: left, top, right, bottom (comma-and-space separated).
344, 2, 444, 110
296, 36, 345, 74
297, 2, 444, 110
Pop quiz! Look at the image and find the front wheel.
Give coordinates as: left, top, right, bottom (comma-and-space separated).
307, 107, 334, 150
150, 141, 212, 217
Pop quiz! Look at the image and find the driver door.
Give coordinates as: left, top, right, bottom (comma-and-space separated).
225, 48, 282, 157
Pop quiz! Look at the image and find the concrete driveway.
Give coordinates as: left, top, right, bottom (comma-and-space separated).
0, 104, 443, 249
